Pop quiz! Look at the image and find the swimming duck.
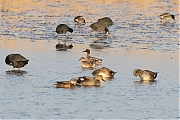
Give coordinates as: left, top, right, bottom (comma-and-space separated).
74, 16, 86, 24
133, 69, 158, 81
92, 67, 117, 79
56, 24, 73, 40
53, 78, 77, 88
159, 13, 175, 20
5, 54, 29, 70
76, 75, 103, 86
78, 57, 95, 68
97, 17, 113, 27
83, 49, 102, 65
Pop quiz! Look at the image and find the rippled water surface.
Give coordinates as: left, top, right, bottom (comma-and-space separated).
0, 0, 179, 119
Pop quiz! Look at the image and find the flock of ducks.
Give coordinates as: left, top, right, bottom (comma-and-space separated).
5, 12, 175, 88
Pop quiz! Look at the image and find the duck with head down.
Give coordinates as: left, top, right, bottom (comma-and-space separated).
133, 69, 158, 81
5, 54, 29, 70
76, 75, 104, 87
92, 67, 117, 80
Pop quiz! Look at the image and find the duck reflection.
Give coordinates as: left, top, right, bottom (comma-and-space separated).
55, 41, 73, 51
6, 70, 27, 75
133, 80, 157, 85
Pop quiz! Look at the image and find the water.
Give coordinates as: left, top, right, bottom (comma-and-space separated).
0, 0, 179, 119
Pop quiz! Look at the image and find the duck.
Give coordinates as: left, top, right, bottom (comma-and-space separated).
78, 57, 95, 68
90, 22, 109, 35
5, 54, 29, 70
92, 67, 117, 79
74, 16, 86, 24
133, 69, 158, 81
53, 78, 77, 88
83, 49, 102, 65
56, 24, 73, 40
76, 75, 103, 86
159, 13, 175, 20
97, 17, 113, 27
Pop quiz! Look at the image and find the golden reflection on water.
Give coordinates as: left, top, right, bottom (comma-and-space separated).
1, 0, 178, 12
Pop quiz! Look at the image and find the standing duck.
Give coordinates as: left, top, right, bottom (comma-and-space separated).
78, 57, 95, 68
53, 78, 77, 89
159, 13, 175, 20
83, 49, 102, 65
76, 75, 103, 86
92, 67, 117, 79
74, 16, 86, 24
133, 69, 158, 81
90, 22, 109, 35
97, 17, 113, 27
56, 24, 73, 40
5, 54, 29, 70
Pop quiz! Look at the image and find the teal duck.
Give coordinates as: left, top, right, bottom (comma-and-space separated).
92, 67, 117, 79
133, 69, 158, 81
83, 49, 102, 65
53, 78, 77, 88
76, 75, 103, 86
78, 57, 95, 68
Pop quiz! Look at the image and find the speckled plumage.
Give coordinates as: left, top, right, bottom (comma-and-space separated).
92, 67, 117, 79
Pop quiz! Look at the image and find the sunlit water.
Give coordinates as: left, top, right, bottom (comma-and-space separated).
0, 0, 179, 119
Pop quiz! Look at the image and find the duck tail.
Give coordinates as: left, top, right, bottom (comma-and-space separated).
154, 73, 158, 79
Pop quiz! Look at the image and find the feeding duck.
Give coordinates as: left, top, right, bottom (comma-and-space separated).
5, 54, 29, 70
92, 67, 117, 79
133, 69, 158, 81
56, 24, 73, 40
76, 75, 103, 86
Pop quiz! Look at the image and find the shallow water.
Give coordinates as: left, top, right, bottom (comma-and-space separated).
0, 0, 179, 119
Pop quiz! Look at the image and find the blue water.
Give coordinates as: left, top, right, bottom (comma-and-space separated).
0, 0, 179, 119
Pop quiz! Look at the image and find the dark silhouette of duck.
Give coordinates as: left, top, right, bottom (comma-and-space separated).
56, 24, 73, 39
90, 22, 109, 35
97, 17, 113, 27
5, 54, 29, 70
